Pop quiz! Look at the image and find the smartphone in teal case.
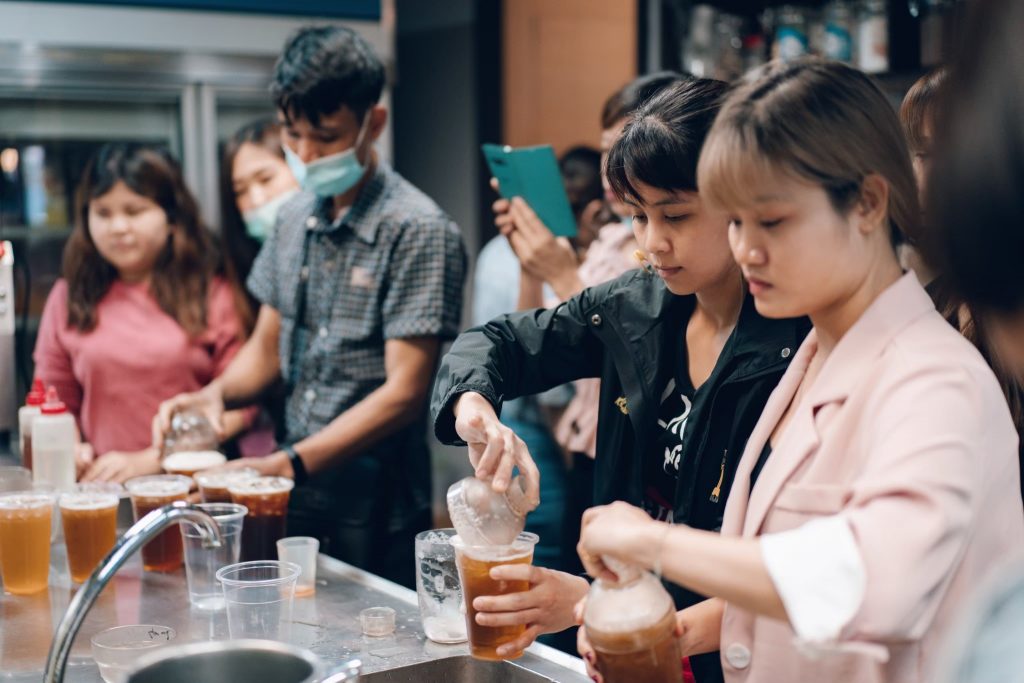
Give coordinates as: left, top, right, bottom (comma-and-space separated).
482, 143, 578, 238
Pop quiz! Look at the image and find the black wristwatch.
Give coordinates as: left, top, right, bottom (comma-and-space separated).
283, 444, 308, 486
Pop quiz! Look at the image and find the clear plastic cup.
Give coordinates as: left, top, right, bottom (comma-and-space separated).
415, 528, 467, 643
60, 491, 119, 583
216, 560, 300, 642
182, 503, 247, 611
360, 606, 396, 637
125, 475, 192, 572
0, 491, 56, 594
0, 465, 32, 493
276, 536, 319, 597
451, 531, 539, 661
90, 624, 176, 683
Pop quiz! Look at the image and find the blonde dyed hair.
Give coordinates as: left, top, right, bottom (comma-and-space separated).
697, 58, 920, 247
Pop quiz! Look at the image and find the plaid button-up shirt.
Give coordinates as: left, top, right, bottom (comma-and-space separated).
247, 163, 466, 527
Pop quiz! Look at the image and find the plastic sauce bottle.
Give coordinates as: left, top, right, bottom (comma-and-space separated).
583, 562, 684, 683
31, 386, 78, 491
18, 378, 46, 472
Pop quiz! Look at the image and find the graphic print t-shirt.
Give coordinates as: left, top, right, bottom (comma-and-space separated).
643, 348, 699, 523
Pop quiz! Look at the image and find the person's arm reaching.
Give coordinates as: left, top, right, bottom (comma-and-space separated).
155, 303, 281, 440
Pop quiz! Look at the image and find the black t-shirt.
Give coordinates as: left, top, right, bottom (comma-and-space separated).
642, 344, 701, 523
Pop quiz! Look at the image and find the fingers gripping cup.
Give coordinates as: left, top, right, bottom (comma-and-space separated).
60, 491, 119, 584
229, 477, 294, 562
125, 475, 191, 572
446, 475, 534, 547
0, 492, 55, 594
450, 532, 538, 661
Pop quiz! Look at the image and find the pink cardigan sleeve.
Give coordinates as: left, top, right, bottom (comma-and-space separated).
32, 279, 84, 419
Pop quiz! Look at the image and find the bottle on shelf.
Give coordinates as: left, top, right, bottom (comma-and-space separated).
17, 378, 45, 472
857, 0, 890, 73
824, 0, 857, 63
31, 386, 77, 492
772, 5, 810, 62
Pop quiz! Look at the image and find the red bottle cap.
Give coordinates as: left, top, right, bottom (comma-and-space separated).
40, 386, 68, 415
25, 378, 45, 406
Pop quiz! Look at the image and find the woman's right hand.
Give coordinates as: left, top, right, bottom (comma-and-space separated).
453, 392, 540, 507
152, 383, 226, 447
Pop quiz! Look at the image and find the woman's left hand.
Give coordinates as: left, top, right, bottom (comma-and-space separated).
577, 501, 664, 580
506, 198, 582, 298
81, 447, 162, 483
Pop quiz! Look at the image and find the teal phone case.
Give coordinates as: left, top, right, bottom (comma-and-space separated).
482, 143, 578, 238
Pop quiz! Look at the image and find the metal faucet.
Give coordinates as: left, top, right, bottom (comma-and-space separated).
44, 501, 223, 683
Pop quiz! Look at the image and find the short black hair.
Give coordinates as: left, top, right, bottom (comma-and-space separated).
606, 77, 728, 202
600, 71, 691, 130
271, 25, 385, 126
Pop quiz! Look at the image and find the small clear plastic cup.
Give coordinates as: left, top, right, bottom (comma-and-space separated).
182, 503, 247, 610
276, 536, 319, 597
90, 624, 176, 683
216, 560, 300, 642
360, 606, 396, 637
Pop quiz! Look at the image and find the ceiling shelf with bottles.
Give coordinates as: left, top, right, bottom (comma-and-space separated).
650, 1, 966, 99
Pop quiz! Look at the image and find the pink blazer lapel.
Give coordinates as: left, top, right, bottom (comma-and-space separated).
721, 332, 818, 536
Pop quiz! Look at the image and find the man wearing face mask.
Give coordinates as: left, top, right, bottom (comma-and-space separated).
158, 26, 466, 587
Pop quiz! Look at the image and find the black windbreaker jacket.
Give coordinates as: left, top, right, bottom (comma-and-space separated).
431, 268, 809, 683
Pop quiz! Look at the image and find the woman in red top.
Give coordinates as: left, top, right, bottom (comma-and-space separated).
33, 144, 250, 482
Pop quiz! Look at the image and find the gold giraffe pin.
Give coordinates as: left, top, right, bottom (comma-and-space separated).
710, 451, 727, 503
615, 396, 629, 415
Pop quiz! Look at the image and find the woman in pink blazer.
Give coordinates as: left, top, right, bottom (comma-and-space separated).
575, 58, 1024, 683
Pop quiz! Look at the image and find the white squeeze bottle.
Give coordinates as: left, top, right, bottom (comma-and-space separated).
18, 378, 45, 471
31, 386, 77, 491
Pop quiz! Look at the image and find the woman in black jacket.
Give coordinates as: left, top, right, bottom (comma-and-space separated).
430, 78, 808, 683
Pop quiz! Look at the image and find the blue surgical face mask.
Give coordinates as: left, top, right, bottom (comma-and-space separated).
242, 188, 300, 242
283, 114, 371, 198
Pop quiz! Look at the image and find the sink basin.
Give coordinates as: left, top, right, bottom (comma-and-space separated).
360, 655, 568, 683
126, 640, 322, 683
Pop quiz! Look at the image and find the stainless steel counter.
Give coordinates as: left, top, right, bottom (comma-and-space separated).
0, 541, 590, 682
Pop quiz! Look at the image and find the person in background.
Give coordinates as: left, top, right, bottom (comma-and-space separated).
899, 66, 1024, 498
157, 26, 466, 588
558, 145, 606, 253
471, 146, 606, 575
433, 78, 809, 682
497, 72, 687, 583
33, 143, 253, 482
218, 117, 302, 457
575, 58, 1023, 683
219, 117, 300, 336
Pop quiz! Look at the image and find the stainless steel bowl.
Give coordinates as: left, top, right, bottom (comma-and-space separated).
126, 639, 323, 683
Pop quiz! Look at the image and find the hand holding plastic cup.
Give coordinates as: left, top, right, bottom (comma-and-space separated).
276, 536, 319, 597
216, 560, 300, 642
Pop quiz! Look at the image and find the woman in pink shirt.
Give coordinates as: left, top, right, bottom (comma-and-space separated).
33, 144, 249, 482
576, 59, 1024, 683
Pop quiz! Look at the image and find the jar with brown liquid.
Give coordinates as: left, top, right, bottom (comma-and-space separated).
583, 565, 683, 683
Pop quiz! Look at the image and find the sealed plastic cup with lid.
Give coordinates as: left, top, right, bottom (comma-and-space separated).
446, 475, 535, 546
229, 476, 294, 561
